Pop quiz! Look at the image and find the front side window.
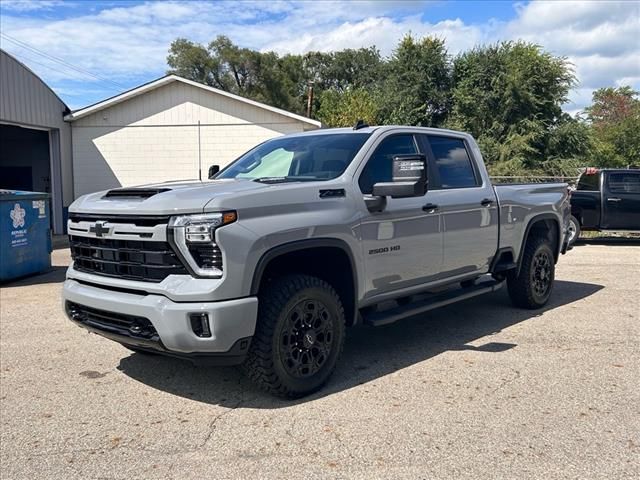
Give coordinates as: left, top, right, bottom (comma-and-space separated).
577, 172, 600, 191
608, 172, 640, 193
217, 133, 371, 182
358, 134, 418, 194
427, 136, 478, 189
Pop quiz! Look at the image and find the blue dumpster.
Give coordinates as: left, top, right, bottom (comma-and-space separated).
0, 190, 52, 282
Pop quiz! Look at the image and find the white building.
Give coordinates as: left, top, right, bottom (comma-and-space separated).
65, 75, 321, 198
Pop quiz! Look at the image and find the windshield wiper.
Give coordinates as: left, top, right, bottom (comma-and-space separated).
252, 176, 320, 184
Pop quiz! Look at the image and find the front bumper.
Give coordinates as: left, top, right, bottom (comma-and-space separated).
62, 279, 258, 364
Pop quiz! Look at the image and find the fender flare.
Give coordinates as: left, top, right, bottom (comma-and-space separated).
250, 238, 359, 323
516, 213, 563, 275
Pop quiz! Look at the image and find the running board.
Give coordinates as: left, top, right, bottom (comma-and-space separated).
362, 280, 504, 327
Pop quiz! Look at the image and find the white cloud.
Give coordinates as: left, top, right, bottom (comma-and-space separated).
261, 16, 486, 56
0, 0, 69, 12
503, 0, 640, 112
0, 0, 637, 113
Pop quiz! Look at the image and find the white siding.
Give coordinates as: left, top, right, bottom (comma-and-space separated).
72, 81, 314, 197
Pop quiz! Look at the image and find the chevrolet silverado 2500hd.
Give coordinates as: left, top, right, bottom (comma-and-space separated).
63, 126, 572, 398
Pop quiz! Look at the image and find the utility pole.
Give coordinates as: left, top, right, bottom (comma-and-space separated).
306, 81, 314, 118
197, 120, 202, 181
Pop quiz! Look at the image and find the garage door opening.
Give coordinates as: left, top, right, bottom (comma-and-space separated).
0, 124, 51, 192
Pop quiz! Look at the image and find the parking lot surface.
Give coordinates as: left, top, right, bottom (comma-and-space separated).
1, 242, 639, 479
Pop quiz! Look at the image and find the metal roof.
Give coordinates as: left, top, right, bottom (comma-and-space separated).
64, 74, 322, 127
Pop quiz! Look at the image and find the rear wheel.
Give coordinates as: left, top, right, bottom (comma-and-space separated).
242, 274, 346, 398
507, 236, 555, 309
567, 215, 580, 245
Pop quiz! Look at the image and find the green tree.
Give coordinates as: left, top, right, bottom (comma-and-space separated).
448, 41, 575, 173
168, 36, 302, 113
379, 35, 451, 127
584, 86, 640, 167
166, 38, 218, 87
316, 88, 379, 127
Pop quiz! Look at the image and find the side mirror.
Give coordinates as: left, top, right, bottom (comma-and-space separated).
208, 165, 220, 179
372, 154, 428, 198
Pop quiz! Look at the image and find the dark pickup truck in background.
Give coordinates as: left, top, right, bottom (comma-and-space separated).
568, 167, 640, 244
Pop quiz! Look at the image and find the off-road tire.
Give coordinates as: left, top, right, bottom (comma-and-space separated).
507, 236, 555, 309
568, 215, 581, 246
242, 274, 346, 398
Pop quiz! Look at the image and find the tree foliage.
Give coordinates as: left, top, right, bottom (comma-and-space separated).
448, 41, 576, 173
584, 87, 640, 167
379, 36, 451, 127
167, 35, 639, 175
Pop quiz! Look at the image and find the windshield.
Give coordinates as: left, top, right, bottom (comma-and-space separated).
216, 133, 371, 182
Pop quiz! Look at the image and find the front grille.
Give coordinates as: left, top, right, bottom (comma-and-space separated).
66, 301, 158, 340
69, 235, 188, 282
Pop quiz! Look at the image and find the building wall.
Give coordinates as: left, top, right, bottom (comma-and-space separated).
71, 81, 314, 197
0, 49, 72, 233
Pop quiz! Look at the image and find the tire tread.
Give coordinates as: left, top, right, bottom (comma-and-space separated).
242, 274, 345, 398
507, 235, 554, 309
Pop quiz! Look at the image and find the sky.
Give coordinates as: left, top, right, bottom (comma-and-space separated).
0, 0, 638, 113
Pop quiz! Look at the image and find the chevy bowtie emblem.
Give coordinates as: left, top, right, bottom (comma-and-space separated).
89, 221, 111, 237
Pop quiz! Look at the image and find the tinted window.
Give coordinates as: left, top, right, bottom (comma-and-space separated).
577, 172, 600, 191
427, 136, 477, 189
608, 172, 640, 193
358, 135, 418, 193
218, 133, 371, 181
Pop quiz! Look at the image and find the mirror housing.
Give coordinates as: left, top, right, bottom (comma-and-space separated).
208, 165, 220, 179
372, 154, 428, 198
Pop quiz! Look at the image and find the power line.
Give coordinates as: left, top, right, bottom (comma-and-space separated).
3, 49, 95, 81
0, 32, 126, 89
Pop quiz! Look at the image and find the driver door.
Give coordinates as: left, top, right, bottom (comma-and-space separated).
357, 133, 443, 299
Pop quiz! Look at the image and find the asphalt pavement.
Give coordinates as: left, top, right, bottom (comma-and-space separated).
1, 242, 638, 479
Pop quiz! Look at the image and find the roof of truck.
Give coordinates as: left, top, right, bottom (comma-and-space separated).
290, 125, 472, 137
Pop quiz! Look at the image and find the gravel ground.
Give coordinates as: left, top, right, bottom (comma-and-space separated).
1, 242, 639, 479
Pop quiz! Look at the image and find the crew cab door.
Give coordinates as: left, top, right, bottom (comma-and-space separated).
418, 134, 499, 279
357, 133, 442, 298
602, 171, 640, 229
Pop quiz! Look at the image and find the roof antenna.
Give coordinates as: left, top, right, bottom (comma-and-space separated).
353, 119, 368, 130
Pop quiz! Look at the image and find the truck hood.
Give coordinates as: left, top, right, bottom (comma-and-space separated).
69, 179, 271, 216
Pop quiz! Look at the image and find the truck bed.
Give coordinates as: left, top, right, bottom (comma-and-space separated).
493, 182, 570, 260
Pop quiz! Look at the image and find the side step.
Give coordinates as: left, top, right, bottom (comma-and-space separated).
362, 279, 504, 327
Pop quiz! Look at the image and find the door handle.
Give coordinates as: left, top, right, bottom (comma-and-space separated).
422, 203, 439, 212
480, 198, 494, 207
607, 197, 622, 202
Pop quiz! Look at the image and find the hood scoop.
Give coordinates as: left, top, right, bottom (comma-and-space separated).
103, 188, 171, 199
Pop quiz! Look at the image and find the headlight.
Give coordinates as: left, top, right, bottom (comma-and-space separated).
168, 212, 236, 277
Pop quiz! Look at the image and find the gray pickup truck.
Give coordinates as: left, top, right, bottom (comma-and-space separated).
63, 125, 571, 397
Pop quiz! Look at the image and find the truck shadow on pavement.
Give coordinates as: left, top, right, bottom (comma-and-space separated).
117, 279, 603, 408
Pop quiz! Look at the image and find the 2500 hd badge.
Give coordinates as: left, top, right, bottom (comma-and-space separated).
369, 245, 400, 255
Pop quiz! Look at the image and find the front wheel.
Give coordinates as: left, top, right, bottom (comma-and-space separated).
507, 236, 555, 309
242, 274, 346, 398
567, 215, 580, 246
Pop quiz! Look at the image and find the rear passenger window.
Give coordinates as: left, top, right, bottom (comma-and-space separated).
427, 136, 478, 189
359, 135, 418, 194
608, 173, 640, 193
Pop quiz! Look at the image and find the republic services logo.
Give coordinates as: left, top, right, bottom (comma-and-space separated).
10, 203, 26, 229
